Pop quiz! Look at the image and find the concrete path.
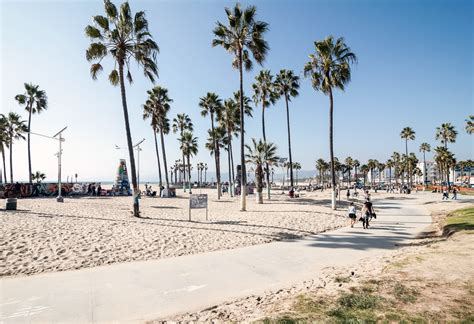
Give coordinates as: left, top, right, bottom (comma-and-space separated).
0, 196, 432, 323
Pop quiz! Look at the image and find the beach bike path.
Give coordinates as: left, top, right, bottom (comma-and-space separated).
0, 196, 432, 322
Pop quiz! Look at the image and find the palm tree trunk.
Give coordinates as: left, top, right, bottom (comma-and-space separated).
9, 139, 13, 183
159, 128, 169, 190
27, 107, 32, 183
405, 139, 409, 187
187, 154, 192, 194
153, 130, 162, 187
423, 151, 427, 189
227, 143, 233, 197
285, 94, 294, 190
262, 104, 271, 200
238, 51, 246, 211
118, 62, 139, 216
1, 147, 6, 184
230, 140, 235, 184
210, 114, 221, 199
348, 170, 351, 188
328, 88, 336, 209
256, 164, 263, 204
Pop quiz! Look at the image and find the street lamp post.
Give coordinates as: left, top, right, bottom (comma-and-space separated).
115, 138, 145, 191
30, 126, 67, 203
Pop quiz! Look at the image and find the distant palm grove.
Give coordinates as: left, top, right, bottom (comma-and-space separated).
0, 1, 472, 216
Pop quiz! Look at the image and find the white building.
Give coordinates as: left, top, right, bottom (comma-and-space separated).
415, 161, 440, 184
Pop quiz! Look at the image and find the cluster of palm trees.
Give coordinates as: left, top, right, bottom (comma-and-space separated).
0, 83, 48, 185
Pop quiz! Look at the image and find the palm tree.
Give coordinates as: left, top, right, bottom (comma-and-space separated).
377, 162, 385, 186
434, 146, 456, 189
304, 36, 357, 210
353, 159, 360, 189
85, 0, 159, 216
212, 3, 269, 211
14, 83, 48, 183
32, 171, 46, 184
179, 131, 198, 194
386, 159, 394, 187
172, 113, 194, 191
400, 127, 416, 187
435, 123, 457, 149
316, 159, 327, 187
391, 152, 401, 184
252, 70, 276, 199
143, 86, 173, 190
4, 112, 28, 183
344, 157, 354, 187
0, 115, 8, 183
245, 138, 279, 204
274, 69, 300, 191
293, 162, 302, 185
360, 164, 369, 186
200, 92, 223, 199
465, 116, 474, 134
419, 142, 431, 189
205, 127, 226, 187
219, 98, 239, 195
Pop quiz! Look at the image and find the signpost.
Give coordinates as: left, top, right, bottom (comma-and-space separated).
189, 194, 208, 221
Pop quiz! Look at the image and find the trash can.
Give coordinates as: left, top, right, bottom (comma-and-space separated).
6, 198, 17, 210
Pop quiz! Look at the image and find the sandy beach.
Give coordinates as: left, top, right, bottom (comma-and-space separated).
1, 188, 353, 277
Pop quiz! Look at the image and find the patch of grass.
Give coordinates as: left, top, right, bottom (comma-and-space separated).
335, 275, 351, 283
337, 291, 381, 310
293, 295, 325, 315
260, 315, 301, 324
393, 283, 419, 303
444, 207, 474, 235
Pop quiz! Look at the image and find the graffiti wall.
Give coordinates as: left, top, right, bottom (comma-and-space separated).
0, 183, 113, 199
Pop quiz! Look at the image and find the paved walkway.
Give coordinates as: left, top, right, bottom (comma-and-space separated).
0, 196, 432, 322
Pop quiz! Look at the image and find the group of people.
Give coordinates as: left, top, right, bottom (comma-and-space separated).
347, 197, 376, 229
442, 187, 458, 200
87, 183, 102, 196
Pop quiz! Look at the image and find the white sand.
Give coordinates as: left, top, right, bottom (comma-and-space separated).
1, 188, 352, 277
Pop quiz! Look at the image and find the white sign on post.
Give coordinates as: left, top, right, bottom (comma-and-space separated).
189, 194, 208, 221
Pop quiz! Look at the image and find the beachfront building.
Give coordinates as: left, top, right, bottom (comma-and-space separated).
415, 161, 440, 184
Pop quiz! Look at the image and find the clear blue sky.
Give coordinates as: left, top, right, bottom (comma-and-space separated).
1, 0, 473, 182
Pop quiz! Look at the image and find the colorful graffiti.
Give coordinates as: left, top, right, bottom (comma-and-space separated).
0, 183, 111, 199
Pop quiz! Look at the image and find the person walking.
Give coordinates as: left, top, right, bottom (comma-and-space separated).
348, 202, 357, 228
442, 188, 449, 200
452, 187, 458, 200
346, 189, 351, 200
97, 184, 102, 196
361, 198, 375, 229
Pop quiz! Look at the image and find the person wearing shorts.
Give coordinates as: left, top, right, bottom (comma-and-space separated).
348, 202, 357, 228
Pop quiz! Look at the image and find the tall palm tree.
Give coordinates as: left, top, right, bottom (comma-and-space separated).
14, 83, 48, 183
85, 0, 158, 216
274, 69, 300, 191
219, 98, 239, 196
344, 157, 354, 187
367, 159, 378, 187
32, 171, 46, 184
304, 36, 357, 210
360, 164, 369, 186
391, 152, 401, 184
245, 138, 279, 204
252, 70, 276, 199
0, 115, 8, 183
400, 127, 415, 187
316, 158, 327, 187
353, 159, 360, 188
143, 86, 172, 190
386, 159, 394, 187
4, 112, 28, 183
179, 131, 198, 194
434, 146, 455, 189
212, 3, 269, 211
377, 162, 385, 185
435, 123, 457, 149
465, 116, 474, 134
419, 142, 431, 189
293, 162, 302, 185
200, 92, 223, 199
172, 113, 193, 191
